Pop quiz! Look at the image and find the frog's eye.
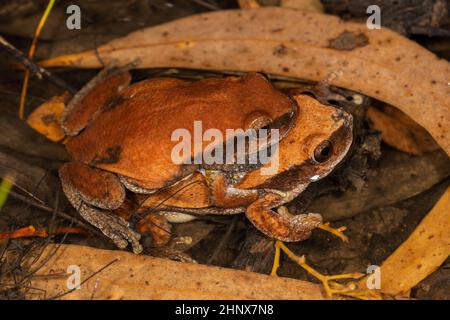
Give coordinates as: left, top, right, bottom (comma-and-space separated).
244, 111, 273, 132
312, 140, 333, 163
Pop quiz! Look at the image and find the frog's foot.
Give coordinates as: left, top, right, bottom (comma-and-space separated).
79, 203, 143, 254
59, 162, 143, 254
246, 195, 323, 242
271, 241, 380, 299
277, 206, 348, 242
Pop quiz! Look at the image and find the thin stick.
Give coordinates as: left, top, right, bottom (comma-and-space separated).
0, 36, 76, 94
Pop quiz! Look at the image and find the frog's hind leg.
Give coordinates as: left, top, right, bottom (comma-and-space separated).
59, 162, 143, 254
62, 68, 131, 136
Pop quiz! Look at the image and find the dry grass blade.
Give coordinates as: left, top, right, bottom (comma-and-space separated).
18, 0, 56, 120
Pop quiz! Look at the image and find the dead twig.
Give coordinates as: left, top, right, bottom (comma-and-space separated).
8, 189, 102, 236
0, 36, 76, 94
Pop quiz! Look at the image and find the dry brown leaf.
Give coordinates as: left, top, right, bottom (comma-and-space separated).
39, 8, 450, 156
25, 244, 335, 299
367, 105, 440, 155
26, 92, 70, 142
374, 186, 450, 296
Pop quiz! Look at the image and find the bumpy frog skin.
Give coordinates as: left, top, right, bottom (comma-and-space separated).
59, 68, 353, 253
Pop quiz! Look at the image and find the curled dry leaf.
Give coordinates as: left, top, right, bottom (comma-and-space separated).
367, 105, 440, 155
366, 186, 450, 296
26, 92, 70, 142
26, 244, 334, 299
39, 8, 450, 156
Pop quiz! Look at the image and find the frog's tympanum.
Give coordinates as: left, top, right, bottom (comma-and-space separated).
59, 69, 353, 254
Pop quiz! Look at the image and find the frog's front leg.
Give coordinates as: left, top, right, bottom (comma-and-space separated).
206, 170, 259, 208
246, 193, 323, 242
206, 171, 322, 240
59, 162, 143, 254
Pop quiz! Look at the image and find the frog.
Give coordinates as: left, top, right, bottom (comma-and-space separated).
58, 68, 353, 255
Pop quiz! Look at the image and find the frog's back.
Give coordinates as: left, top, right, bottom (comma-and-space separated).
66, 73, 295, 190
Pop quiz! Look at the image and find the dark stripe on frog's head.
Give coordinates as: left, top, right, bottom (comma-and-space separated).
257, 111, 353, 192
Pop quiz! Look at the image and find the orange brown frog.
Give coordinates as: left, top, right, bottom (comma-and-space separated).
58, 69, 353, 255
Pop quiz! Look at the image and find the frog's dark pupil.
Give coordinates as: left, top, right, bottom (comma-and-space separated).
321, 146, 331, 157
313, 141, 333, 163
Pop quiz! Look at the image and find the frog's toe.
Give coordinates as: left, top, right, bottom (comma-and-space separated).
246, 195, 323, 242
98, 211, 143, 254
111, 236, 128, 250
118, 226, 143, 254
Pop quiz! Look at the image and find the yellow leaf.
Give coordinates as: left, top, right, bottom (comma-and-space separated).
378, 186, 450, 296
26, 92, 70, 142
